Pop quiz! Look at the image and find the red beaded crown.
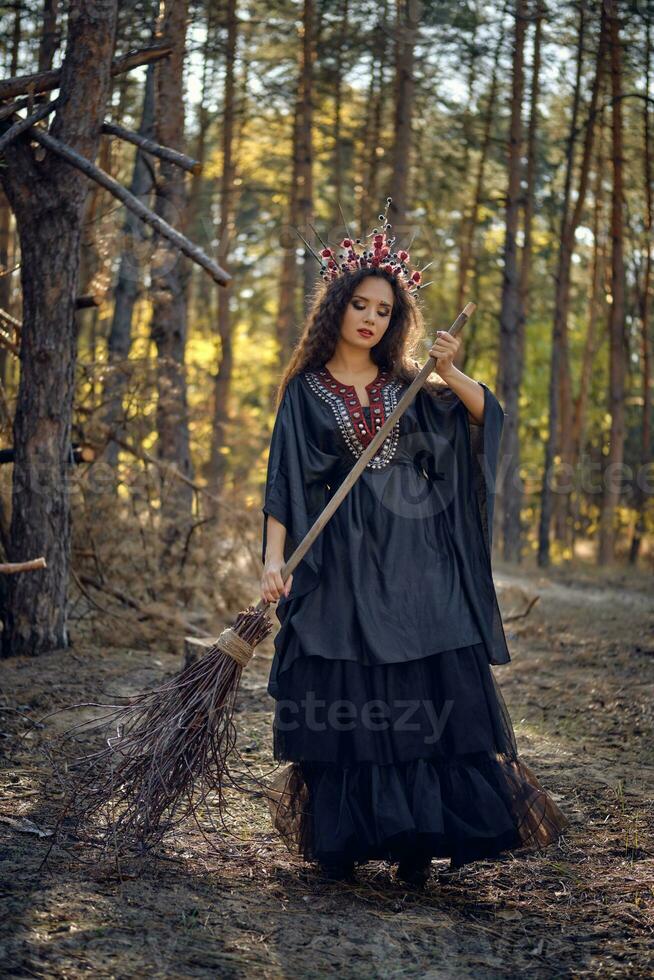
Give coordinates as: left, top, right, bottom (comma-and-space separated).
296, 196, 434, 297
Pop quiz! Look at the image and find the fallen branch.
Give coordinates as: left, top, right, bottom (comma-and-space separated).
0, 100, 58, 155
101, 121, 202, 175
69, 566, 202, 641
0, 44, 172, 102
77, 572, 212, 638
0, 557, 46, 574
30, 128, 231, 285
505, 594, 540, 623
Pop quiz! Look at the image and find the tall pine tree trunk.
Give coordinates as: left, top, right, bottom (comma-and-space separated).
457, 13, 504, 343
0, 2, 21, 390
570, 122, 607, 552
103, 63, 156, 471
208, 0, 238, 497
598, 0, 626, 564
150, 0, 194, 565
276, 53, 303, 366
330, 0, 349, 231
538, 4, 606, 565
299, 0, 315, 316
629, 13, 653, 565
0, 0, 118, 657
497, 0, 527, 564
389, 0, 416, 237
357, 4, 389, 236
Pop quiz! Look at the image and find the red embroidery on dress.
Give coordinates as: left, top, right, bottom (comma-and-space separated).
318, 365, 390, 450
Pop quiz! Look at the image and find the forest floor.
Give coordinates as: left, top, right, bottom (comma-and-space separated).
1, 558, 653, 979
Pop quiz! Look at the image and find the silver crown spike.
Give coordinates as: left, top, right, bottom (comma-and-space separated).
337, 198, 353, 244
292, 226, 324, 266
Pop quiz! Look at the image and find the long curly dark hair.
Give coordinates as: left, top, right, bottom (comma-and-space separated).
274, 268, 441, 409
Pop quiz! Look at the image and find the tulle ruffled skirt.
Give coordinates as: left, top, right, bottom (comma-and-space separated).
265, 642, 567, 868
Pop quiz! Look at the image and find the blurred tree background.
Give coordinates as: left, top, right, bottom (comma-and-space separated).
0, 0, 651, 656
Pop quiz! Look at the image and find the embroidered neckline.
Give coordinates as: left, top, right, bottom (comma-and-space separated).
304, 365, 403, 469
317, 364, 391, 443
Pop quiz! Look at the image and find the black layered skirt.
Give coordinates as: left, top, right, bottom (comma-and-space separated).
266, 642, 568, 868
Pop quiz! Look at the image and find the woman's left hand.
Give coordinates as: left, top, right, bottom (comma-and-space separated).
428, 330, 461, 381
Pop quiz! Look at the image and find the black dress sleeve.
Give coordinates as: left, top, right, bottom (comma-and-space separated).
417, 379, 511, 666
261, 375, 325, 601
261, 387, 294, 565
419, 379, 505, 555
466, 381, 505, 556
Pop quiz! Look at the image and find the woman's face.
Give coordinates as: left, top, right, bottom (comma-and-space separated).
339, 276, 395, 350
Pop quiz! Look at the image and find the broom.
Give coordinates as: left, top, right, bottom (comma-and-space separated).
51, 303, 476, 853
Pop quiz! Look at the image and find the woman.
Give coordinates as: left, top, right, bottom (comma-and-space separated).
260, 222, 567, 887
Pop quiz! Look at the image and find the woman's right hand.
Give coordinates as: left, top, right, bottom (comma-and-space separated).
261, 559, 293, 604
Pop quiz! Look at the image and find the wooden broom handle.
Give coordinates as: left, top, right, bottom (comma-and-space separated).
256, 302, 476, 610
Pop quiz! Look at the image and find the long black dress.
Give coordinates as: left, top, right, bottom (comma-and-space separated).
261, 364, 567, 869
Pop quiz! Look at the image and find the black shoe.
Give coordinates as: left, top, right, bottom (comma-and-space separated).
397, 854, 432, 888
318, 858, 356, 882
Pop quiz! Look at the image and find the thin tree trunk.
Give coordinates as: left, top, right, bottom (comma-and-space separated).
299, 0, 315, 316
331, 0, 349, 230
102, 63, 156, 471
457, 3, 504, 311
556, 12, 608, 545
0, 0, 22, 390
389, 0, 416, 239
276, 82, 302, 366
38, 0, 60, 74
187, 0, 217, 319
598, 0, 626, 565
208, 0, 238, 497
0, 0, 118, 657
570, 120, 608, 552
357, 5, 389, 237
150, 0, 194, 565
629, 13, 653, 565
538, 3, 606, 565
497, 0, 527, 564
518, 1, 543, 342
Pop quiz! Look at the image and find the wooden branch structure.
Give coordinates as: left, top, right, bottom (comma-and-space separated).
0, 557, 47, 575
0, 97, 31, 122
101, 121, 202, 175
0, 329, 19, 357
0, 263, 20, 279
0, 308, 20, 330
0, 45, 172, 102
30, 128, 231, 285
0, 307, 21, 358
0, 100, 58, 154
0, 307, 20, 354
